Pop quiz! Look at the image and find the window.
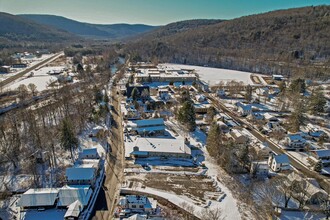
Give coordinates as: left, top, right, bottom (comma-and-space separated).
139, 205, 144, 208
132, 205, 136, 208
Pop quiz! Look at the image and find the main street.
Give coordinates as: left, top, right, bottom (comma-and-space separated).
92, 74, 125, 220
207, 94, 330, 192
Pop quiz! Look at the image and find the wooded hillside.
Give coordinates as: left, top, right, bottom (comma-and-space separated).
125, 6, 330, 79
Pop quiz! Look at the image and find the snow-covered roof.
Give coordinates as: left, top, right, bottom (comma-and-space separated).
79, 148, 99, 158
65, 167, 96, 181
274, 154, 290, 164
126, 195, 148, 204
127, 214, 147, 220
131, 137, 191, 155
17, 188, 59, 207
312, 149, 330, 158
127, 118, 164, 128
58, 185, 93, 207
236, 102, 252, 111
288, 134, 305, 142
64, 200, 83, 218
263, 113, 277, 121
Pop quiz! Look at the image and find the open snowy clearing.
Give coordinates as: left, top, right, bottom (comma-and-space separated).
7, 66, 65, 91
162, 63, 257, 86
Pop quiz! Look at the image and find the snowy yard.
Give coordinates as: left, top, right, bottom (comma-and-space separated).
162, 63, 257, 86
123, 119, 245, 219
6, 66, 66, 91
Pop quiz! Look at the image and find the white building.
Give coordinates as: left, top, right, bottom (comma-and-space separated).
79, 148, 100, 160
229, 129, 249, 144
268, 154, 291, 172
119, 195, 157, 213
126, 118, 165, 136
250, 161, 269, 177
17, 188, 59, 209
65, 167, 97, 186
129, 137, 191, 159
236, 102, 252, 116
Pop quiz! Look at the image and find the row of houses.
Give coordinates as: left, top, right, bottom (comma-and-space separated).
18, 146, 103, 219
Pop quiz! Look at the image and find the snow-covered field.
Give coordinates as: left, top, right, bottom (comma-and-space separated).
7, 66, 65, 91
162, 63, 256, 85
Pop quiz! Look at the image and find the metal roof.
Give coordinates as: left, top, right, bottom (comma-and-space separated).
17, 188, 59, 207
65, 167, 95, 181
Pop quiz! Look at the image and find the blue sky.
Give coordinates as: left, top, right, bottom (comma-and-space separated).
0, 0, 329, 25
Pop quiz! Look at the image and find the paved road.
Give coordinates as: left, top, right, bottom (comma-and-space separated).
207, 94, 330, 192
91, 80, 125, 220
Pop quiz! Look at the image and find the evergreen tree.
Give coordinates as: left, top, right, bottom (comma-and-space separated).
238, 145, 250, 169
60, 118, 78, 162
177, 100, 196, 131
206, 106, 217, 123
290, 78, 306, 93
131, 87, 140, 101
245, 84, 253, 103
279, 81, 286, 93
206, 122, 221, 156
180, 89, 191, 103
76, 63, 84, 73
141, 88, 150, 102
314, 160, 323, 173
308, 87, 326, 114
289, 99, 305, 132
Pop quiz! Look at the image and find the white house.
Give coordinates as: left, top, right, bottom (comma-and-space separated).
268, 154, 291, 172
255, 142, 272, 158
65, 167, 97, 186
286, 134, 307, 150
195, 94, 207, 103
229, 129, 249, 144
250, 161, 269, 177
263, 113, 278, 122
236, 102, 252, 116
79, 148, 100, 160
118, 195, 157, 214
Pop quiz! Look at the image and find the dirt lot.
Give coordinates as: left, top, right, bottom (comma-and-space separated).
125, 173, 220, 205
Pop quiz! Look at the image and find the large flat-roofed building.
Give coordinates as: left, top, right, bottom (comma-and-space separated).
129, 137, 191, 159
135, 69, 196, 83
57, 185, 93, 207
17, 188, 59, 209
126, 118, 165, 135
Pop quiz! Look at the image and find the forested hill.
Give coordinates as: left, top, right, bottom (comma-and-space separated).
19, 14, 158, 40
125, 6, 330, 79
0, 12, 77, 46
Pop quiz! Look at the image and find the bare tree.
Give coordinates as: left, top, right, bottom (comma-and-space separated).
199, 207, 224, 220
28, 83, 38, 96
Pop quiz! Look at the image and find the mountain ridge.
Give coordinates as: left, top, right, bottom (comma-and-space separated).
19, 14, 158, 40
